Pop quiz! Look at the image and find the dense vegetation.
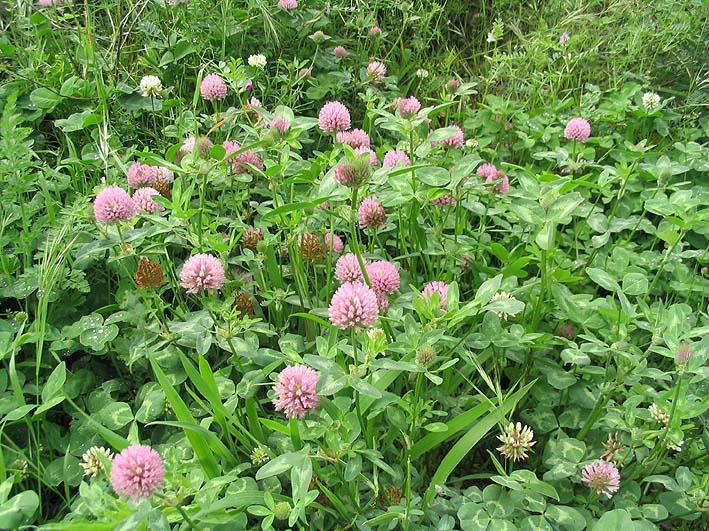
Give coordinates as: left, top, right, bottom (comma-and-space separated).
0, 0, 707, 529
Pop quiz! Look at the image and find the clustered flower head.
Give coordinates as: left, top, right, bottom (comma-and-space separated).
446, 79, 461, 93
127, 162, 158, 188
676, 342, 692, 368
358, 196, 386, 229
383, 149, 411, 168
139, 75, 162, 97
250, 446, 270, 464
248, 54, 267, 69
476, 163, 498, 180
496, 422, 536, 462
277, 0, 297, 10
325, 232, 344, 255
335, 253, 365, 283
200, 73, 228, 101
486, 171, 510, 194
559, 32, 570, 45
422, 281, 449, 310
132, 187, 164, 214
242, 226, 263, 251
336, 128, 370, 149
178, 136, 214, 160
269, 117, 291, 135
319, 101, 351, 133
329, 281, 379, 330
366, 61, 387, 84
649, 403, 670, 425
397, 96, 421, 118
80, 446, 113, 478
355, 146, 378, 166
180, 253, 225, 294
94, 186, 136, 224
333, 45, 348, 58
431, 194, 456, 206
581, 459, 621, 499
223, 141, 264, 174
368, 25, 381, 37
432, 125, 464, 148
416, 68, 429, 79
136, 256, 164, 289
110, 445, 164, 499
273, 365, 321, 419
334, 160, 371, 187
564, 117, 591, 142
366, 261, 400, 294
299, 232, 324, 262
642, 92, 661, 111
602, 433, 622, 465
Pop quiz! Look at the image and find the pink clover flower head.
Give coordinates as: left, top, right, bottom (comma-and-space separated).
368, 25, 381, 37
564, 117, 591, 142
676, 342, 692, 367
432, 124, 464, 148
355, 146, 378, 166
223, 141, 263, 174
581, 459, 620, 499
94, 186, 136, 224
366, 260, 400, 294
132, 187, 164, 214
318, 101, 351, 133
329, 281, 379, 330
335, 253, 366, 283
127, 162, 158, 188
277, 0, 297, 10
180, 253, 225, 294
559, 32, 570, 45
431, 194, 456, 206
358, 196, 386, 229
486, 171, 510, 194
333, 163, 360, 187
179, 136, 214, 160
336, 128, 370, 149
155, 167, 174, 184
110, 445, 164, 499
200, 73, 228, 101
333, 45, 349, 58
269, 117, 291, 135
446, 79, 461, 93
366, 61, 387, 84
243, 79, 253, 91
383, 149, 411, 168
376, 291, 389, 314
476, 163, 498, 180
273, 365, 320, 419
397, 96, 421, 118
325, 232, 344, 255
422, 281, 449, 310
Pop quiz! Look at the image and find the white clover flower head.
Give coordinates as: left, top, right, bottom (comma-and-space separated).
415, 68, 429, 79
140, 75, 163, 98
81, 446, 114, 477
497, 422, 535, 461
248, 54, 267, 69
649, 403, 670, 425
642, 92, 661, 111
489, 291, 521, 320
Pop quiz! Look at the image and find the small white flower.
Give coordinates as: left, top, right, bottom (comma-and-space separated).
649, 403, 670, 425
489, 291, 520, 320
415, 68, 429, 79
497, 422, 535, 461
642, 92, 661, 111
465, 138, 479, 148
80, 446, 113, 477
248, 54, 267, 69
486, 32, 497, 43
139, 75, 163, 98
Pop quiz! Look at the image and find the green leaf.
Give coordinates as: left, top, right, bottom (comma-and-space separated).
547, 193, 584, 224
586, 267, 620, 292
30, 87, 62, 109
0, 490, 39, 529
79, 324, 119, 351
622, 272, 648, 296
96, 402, 133, 430
544, 505, 586, 530
256, 451, 304, 480
148, 356, 220, 478
590, 509, 633, 530
41, 362, 66, 403
474, 275, 503, 306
